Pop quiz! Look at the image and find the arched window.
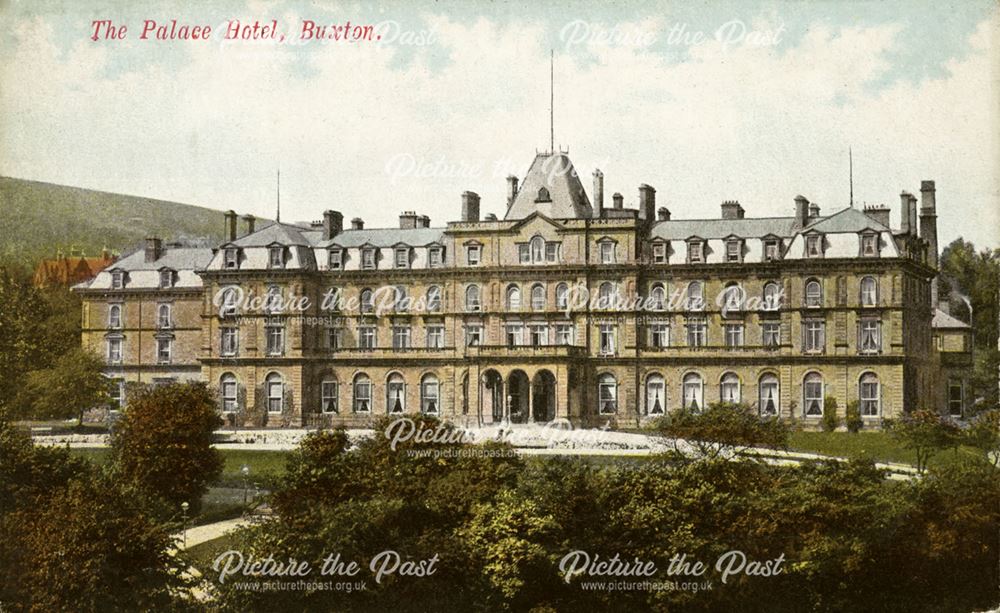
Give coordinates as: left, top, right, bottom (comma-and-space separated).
220, 373, 238, 412
683, 373, 704, 411
157, 304, 171, 329
393, 286, 408, 312
860, 276, 878, 306
646, 374, 665, 415
598, 373, 618, 414
265, 373, 283, 414
720, 372, 740, 404
763, 282, 781, 310
759, 374, 779, 416
556, 283, 569, 310
108, 304, 122, 328
686, 281, 704, 310
353, 373, 372, 413
421, 374, 439, 414
859, 372, 880, 416
722, 283, 743, 312
531, 284, 545, 310
221, 288, 239, 317
804, 279, 823, 307
803, 372, 823, 417
465, 285, 481, 311
321, 378, 338, 413
530, 236, 545, 263
537, 187, 551, 201
598, 282, 615, 308
650, 284, 666, 311
387, 372, 405, 414
264, 285, 282, 313
506, 285, 522, 310
360, 288, 374, 313
426, 286, 441, 312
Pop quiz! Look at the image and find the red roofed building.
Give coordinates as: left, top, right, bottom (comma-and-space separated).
33, 248, 116, 288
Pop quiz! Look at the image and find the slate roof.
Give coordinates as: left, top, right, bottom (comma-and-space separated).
109, 247, 214, 271
229, 222, 312, 247
804, 206, 890, 233
652, 217, 800, 240
504, 152, 593, 220
320, 227, 446, 248
931, 309, 971, 329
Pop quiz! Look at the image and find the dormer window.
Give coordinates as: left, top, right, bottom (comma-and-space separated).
224, 248, 239, 270
157, 270, 172, 288
394, 247, 410, 269
805, 234, 823, 258
361, 247, 377, 270
599, 240, 615, 264
764, 239, 781, 261
428, 246, 444, 268
111, 270, 125, 289
861, 233, 879, 257
328, 248, 343, 270
466, 244, 481, 266
536, 187, 551, 202
725, 239, 742, 263
686, 240, 704, 264
652, 242, 667, 264
269, 246, 285, 269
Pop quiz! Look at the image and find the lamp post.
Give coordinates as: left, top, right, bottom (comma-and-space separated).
241, 464, 250, 506
180, 501, 189, 549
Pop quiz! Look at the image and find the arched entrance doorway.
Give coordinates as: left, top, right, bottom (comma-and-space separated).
532, 370, 556, 423
481, 369, 504, 424
508, 370, 530, 424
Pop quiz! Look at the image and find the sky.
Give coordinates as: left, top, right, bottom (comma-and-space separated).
1, 0, 998, 248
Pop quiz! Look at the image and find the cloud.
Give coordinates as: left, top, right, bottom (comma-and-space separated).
0, 6, 997, 248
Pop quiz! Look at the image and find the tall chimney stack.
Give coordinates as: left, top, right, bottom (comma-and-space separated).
144, 237, 162, 263
506, 176, 519, 206
639, 184, 656, 221
899, 192, 912, 234
224, 210, 237, 242
720, 200, 745, 220
612, 192, 623, 209
593, 169, 604, 218
399, 211, 418, 229
462, 191, 480, 222
920, 180, 939, 304
241, 214, 256, 237
794, 195, 810, 228
323, 210, 343, 240
418, 215, 430, 228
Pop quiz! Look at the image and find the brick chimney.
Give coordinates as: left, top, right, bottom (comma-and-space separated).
241, 214, 256, 236
612, 192, 623, 209
418, 215, 430, 228
593, 169, 604, 218
863, 204, 891, 228
323, 210, 343, 240
920, 181, 939, 303
144, 237, 162, 263
351, 217, 364, 230
657, 207, 671, 221
808, 203, 820, 218
639, 184, 656, 221
462, 191, 480, 222
399, 211, 418, 229
794, 195, 810, 227
720, 200, 745, 220
506, 176, 519, 206
224, 210, 237, 242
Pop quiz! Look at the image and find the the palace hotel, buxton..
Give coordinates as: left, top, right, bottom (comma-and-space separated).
74, 149, 972, 428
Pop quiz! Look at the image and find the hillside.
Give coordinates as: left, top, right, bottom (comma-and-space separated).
0, 177, 233, 266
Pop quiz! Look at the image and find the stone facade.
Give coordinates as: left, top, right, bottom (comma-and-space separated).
74, 151, 968, 428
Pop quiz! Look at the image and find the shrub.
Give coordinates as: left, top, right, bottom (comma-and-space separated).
886, 409, 962, 473
657, 402, 789, 459
821, 396, 839, 432
845, 400, 864, 433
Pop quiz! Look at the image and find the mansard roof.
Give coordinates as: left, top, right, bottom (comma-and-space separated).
230, 222, 312, 247
652, 217, 799, 241
106, 247, 213, 271
504, 152, 593, 220
805, 206, 890, 234
321, 227, 445, 248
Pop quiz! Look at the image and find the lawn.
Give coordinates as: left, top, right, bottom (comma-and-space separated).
787, 431, 984, 469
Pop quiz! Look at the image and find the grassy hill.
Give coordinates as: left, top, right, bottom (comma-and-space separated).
0, 177, 234, 266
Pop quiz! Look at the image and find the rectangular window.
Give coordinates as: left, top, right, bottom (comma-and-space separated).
687, 242, 703, 264
109, 378, 125, 410
806, 235, 822, 257
427, 325, 445, 349
652, 243, 667, 264
466, 245, 481, 266
599, 380, 617, 414
269, 247, 284, 268
321, 382, 338, 413
422, 380, 439, 414
267, 380, 283, 413
600, 242, 614, 264
545, 242, 560, 263
354, 381, 371, 413
464, 324, 482, 347
224, 249, 239, 269
762, 322, 781, 348
156, 338, 171, 364
112, 271, 124, 289
358, 326, 376, 350
529, 324, 548, 347
394, 248, 409, 269
327, 327, 342, 351
107, 338, 122, 364
518, 244, 530, 264
686, 317, 706, 347
858, 320, 881, 354
506, 323, 523, 348
221, 327, 238, 356
221, 379, 237, 412
948, 380, 964, 416
860, 380, 880, 416
328, 249, 343, 269
429, 247, 443, 268
266, 325, 284, 356
599, 324, 616, 355
725, 324, 744, 348
764, 240, 779, 261
159, 270, 173, 288
392, 326, 411, 350
726, 240, 741, 262
362, 248, 376, 270
555, 324, 574, 345
650, 323, 670, 348
803, 321, 825, 353
862, 234, 878, 256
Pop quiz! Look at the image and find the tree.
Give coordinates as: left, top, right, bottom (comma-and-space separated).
964, 409, 1000, 466
654, 402, 789, 459
886, 409, 962, 473
15, 347, 110, 425
821, 396, 840, 432
845, 400, 864, 433
110, 382, 222, 511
